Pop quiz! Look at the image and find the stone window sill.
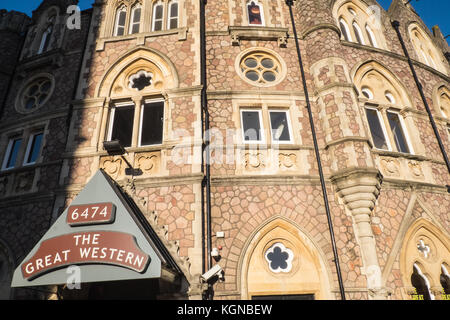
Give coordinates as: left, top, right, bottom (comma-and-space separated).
96, 27, 188, 51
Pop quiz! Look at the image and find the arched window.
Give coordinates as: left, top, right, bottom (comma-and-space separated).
441, 264, 450, 295
152, 1, 164, 31
409, 24, 446, 73
37, 16, 55, 54
437, 86, 450, 118
411, 264, 433, 300
366, 24, 378, 48
339, 18, 352, 42
352, 21, 365, 45
334, 1, 385, 49
247, 0, 264, 26
129, 4, 142, 34
354, 62, 414, 154
114, 5, 127, 36
167, 0, 179, 29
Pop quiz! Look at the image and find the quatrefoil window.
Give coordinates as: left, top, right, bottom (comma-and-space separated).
129, 70, 153, 91
265, 242, 294, 273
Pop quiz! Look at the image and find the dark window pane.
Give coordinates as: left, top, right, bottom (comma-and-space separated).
248, 2, 262, 25
244, 58, 258, 68
340, 22, 350, 41
140, 101, 164, 146
261, 58, 274, 68
170, 3, 178, 17
262, 71, 276, 82
26, 133, 43, 163
154, 20, 162, 31
111, 106, 134, 147
270, 112, 291, 142
133, 8, 141, 23
118, 11, 126, 26
25, 98, 36, 109
169, 18, 178, 29
365, 109, 388, 150
155, 5, 163, 19
242, 111, 262, 141
387, 111, 410, 153
117, 26, 125, 36
245, 70, 259, 81
353, 23, 363, 44
6, 138, 22, 168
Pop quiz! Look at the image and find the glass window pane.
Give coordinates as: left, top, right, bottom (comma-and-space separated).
155, 5, 163, 20
154, 20, 162, 31
26, 133, 43, 164
170, 3, 178, 17
119, 11, 126, 26
169, 18, 178, 29
133, 8, 141, 23
248, 2, 263, 25
140, 101, 164, 146
5, 138, 22, 169
387, 111, 410, 153
270, 112, 291, 142
111, 106, 134, 148
365, 109, 388, 150
117, 26, 125, 36
242, 111, 262, 141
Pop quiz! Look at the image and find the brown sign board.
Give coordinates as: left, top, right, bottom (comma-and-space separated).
67, 202, 116, 226
22, 231, 150, 280
11, 170, 180, 287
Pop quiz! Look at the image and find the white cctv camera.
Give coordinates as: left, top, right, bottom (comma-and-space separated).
201, 264, 224, 282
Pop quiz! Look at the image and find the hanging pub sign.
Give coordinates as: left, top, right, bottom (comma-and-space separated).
11, 170, 180, 288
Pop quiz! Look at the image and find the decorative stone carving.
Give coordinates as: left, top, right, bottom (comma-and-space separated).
100, 156, 124, 180
136, 152, 159, 175
244, 152, 265, 169
13, 171, 34, 193
380, 158, 400, 177
408, 161, 424, 179
278, 153, 297, 170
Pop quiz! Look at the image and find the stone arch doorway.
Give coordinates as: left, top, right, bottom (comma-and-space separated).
239, 218, 333, 300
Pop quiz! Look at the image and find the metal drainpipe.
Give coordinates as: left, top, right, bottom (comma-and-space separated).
391, 20, 450, 174
200, 0, 213, 300
285, 0, 346, 300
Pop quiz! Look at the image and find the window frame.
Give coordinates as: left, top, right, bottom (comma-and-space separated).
128, 4, 142, 35
107, 101, 136, 148
138, 98, 165, 147
339, 17, 352, 42
268, 109, 294, 145
365, 24, 378, 48
1, 137, 23, 171
23, 131, 44, 166
240, 109, 265, 144
247, 0, 265, 27
152, 1, 164, 32
37, 17, 55, 54
385, 109, 414, 155
352, 21, 365, 45
364, 106, 392, 152
167, 0, 179, 30
114, 5, 127, 36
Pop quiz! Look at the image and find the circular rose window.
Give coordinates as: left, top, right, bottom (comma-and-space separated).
237, 49, 286, 87
16, 74, 54, 113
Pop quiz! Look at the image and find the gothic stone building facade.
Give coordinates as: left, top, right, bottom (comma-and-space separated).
0, 0, 449, 300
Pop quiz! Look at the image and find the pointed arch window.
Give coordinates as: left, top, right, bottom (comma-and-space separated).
129, 4, 142, 34
339, 18, 352, 42
152, 1, 164, 31
411, 264, 434, 300
114, 5, 127, 36
441, 265, 450, 295
168, 0, 179, 29
352, 21, 365, 45
365, 24, 378, 48
37, 16, 55, 54
247, 0, 264, 26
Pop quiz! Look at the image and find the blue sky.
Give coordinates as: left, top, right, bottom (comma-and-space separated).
1, 0, 449, 41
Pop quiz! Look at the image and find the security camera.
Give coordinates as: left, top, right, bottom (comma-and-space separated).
201, 264, 224, 282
